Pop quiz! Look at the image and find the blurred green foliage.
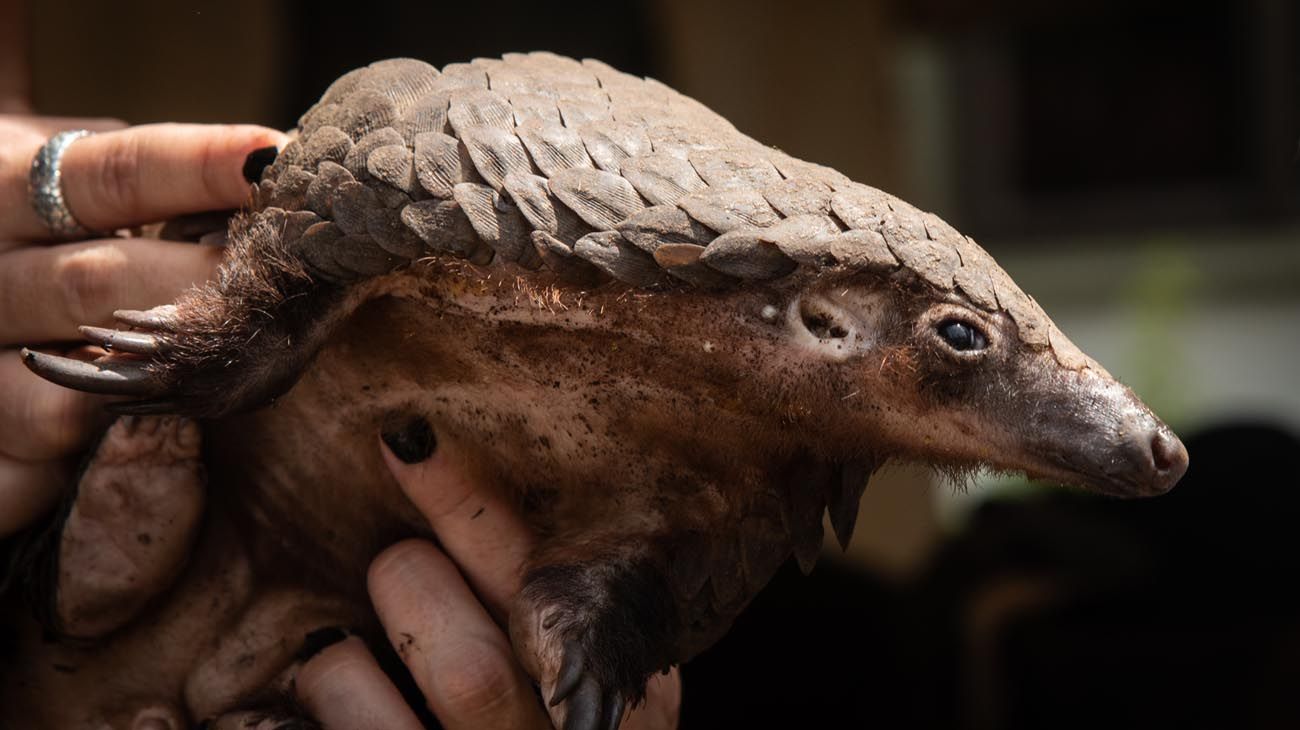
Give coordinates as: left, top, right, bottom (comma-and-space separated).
1119, 238, 1200, 428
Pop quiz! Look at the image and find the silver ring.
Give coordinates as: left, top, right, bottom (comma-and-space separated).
28, 129, 94, 239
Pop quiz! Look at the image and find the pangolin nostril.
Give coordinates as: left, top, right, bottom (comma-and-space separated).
1149, 429, 1190, 488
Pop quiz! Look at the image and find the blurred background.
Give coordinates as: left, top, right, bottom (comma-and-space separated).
4, 0, 1298, 726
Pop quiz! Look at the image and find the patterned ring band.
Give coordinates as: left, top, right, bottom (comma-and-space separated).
28, 129, 95, 239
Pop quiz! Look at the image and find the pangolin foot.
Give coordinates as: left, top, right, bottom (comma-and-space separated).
511, 560, 677, 730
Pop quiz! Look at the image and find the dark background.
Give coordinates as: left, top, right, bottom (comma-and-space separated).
6, 0, 1299, 727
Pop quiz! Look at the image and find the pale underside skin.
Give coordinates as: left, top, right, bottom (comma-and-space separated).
4, 52, 1187, 729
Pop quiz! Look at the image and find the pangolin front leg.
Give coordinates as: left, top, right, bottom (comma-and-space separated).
511, 494, 790, 730
21, 210, 350, 420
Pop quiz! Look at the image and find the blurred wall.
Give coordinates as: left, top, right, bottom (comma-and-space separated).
27, 0, 284, 124
654, 0, 905, 193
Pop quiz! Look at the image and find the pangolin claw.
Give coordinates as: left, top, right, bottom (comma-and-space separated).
20, 349, 161, 397
550, 639, 585, 707
113, 306, 178, 332
564, 675, 602, 730
551, 640, 629, 730
78, 326, 165, 355
603, 693, 627, 730
106, 399, 182, 416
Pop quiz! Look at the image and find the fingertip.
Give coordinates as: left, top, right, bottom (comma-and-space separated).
296, 636, 426, 730
367, 539, 449, 597
379, 414, 437, 466
201, 124, 290, 205
227, 124, 290, 170
377, 428, 436, 508
296, 635, 367, 693
295, 626, 351, 664
219, 123, 290, 154
241, 145, 279, 183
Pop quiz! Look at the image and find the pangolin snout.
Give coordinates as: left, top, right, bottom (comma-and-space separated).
1101, 417, 1188, 497
1030, 370, 1188, 498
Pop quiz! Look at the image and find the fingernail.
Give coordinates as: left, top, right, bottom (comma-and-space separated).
241, 145, 278, 183
381, 415, 436, 464
296, 626, 350, 662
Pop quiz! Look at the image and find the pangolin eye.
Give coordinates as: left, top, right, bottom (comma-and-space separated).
937, 320, 988, 352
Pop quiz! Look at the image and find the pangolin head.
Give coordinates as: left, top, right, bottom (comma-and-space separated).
732, 244, 1188, 499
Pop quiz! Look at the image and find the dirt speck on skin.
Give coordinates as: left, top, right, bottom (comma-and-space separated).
397, 632, 416, 657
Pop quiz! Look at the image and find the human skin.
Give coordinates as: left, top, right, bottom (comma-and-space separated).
0, 116, 282, 536
295, 432, 680, 730
0, 116, 682, 726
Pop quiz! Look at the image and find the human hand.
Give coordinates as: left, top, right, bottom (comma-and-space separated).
294, 419, 682, 730
0, 115, 287, 537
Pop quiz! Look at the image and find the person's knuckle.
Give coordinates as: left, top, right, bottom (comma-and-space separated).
197, 130, 230, 205
430, 644, 522, 717
91, 133, 144, 219
55, 245, 126, 324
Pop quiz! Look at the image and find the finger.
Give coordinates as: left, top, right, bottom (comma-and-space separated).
0, 350, 111, 460
369, 540, 551, 730
0, 452, 68, 537
3, 122, 286, 240
296, 637, 425, 730
60, 123, 288, 232
0, 237, 223, 344
0, 116, 125, 248
379, 418, 536, 620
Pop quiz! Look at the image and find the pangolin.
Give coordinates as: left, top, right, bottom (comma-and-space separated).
5, 52, 1188, 729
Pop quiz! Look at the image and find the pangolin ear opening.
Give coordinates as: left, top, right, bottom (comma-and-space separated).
798, 296, 851, 340
788, 293, 871, 359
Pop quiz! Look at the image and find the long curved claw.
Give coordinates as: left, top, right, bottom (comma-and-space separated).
20, 349, 162, 397
113, 306, 178, 332
602, 693, 627, 730
107, 399, 181, 416
78, 326, 166, 356
548, 639, 631, 730
550, 640, 586, 707
564, 676, 602, 730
